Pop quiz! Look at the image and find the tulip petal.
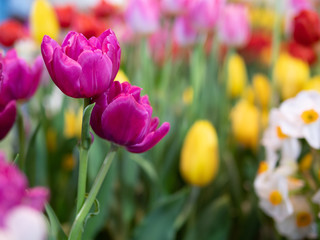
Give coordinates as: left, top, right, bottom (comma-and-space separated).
62, 32, 93, 61
41, 35, 60, 77
77, 50, 112, 97
0, 101, 16, 140
127, 122, 170, 153
23, 187, 49, 211
101, 95, 150, 145
51, 48, 82, 98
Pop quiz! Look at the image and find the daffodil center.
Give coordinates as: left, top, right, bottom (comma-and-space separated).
296, 212, 312, 227
269, 190, 282, 205
258, 161, 268, 174
301, 109, 319, 124
276, 126, 288, 139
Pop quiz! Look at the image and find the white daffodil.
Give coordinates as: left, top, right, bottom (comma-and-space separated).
276, 196, 317, 240
312, 189, 320, 218
254, 171, 293, 222
262, 108, 301, 161
0, 206, 47, 240
279, 90, 320, 149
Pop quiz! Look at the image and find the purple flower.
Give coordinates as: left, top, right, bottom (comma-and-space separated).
218, 4, 250, 47
0, 153, 49, 227
173, 16, 198, 47
90, 81, 170, 153
125, 0, 160, 35
188, 0, 226, 32
0, 101, 16, 141
41, 29, 121, 98
0, 49, 43, 107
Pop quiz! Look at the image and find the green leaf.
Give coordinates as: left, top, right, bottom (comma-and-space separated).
130, 154, 158, 184
45, 204, 67, 240
81, 102, 95, 150
83, 196, 100, 227
25, 122, 42, 186
132, 189, 189, 240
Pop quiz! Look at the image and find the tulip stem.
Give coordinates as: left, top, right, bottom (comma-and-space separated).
76, 98, 91, 213
69, 145, 118, 240
17, 107, 25, 171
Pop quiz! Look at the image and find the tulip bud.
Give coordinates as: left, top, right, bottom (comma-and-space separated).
252, 74, 271, 109
0, 101, 17, 141
274, 53, 309, 99
180, 120, 219, 187
227, 53, 248, 98
231, 100, 259, 150
30, 0, 60, 44
90, 81, 170, 153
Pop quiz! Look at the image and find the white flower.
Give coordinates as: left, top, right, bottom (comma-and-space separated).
276, 196, 317, 240
279, 90, 320, 149
0, 207, 47, 240
254, 172, 293, 222
262, 109, 301, 162
312, 189, 320, 218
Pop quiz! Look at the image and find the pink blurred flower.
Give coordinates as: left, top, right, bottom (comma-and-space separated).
188, 0, 226, 32
161, 0, 189, 16
0, 49, 43, 107
173, 16, 198, 47
218, 4, 250, 47
90, 81, 170, 153
0, 101, 16, 141
125, 0, 160, 35
41, 29, 121, 98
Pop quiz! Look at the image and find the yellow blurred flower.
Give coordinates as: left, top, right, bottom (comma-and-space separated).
46, 127, 57, 152
115, 69, 130, 83
242, 86, 255, 104
304, 76, 320, 93
231, 100, 259, 150
64, 108, 82, 139
253, 74, 271, 109
274, 53, 309, 99
62, 154, 76, 171
299, 153, 312, 172
30, 0, 60, 44
182, 87, 194, 105
250, 7, 275, 32
180, 120, 219, 187
227, 53, 248, 98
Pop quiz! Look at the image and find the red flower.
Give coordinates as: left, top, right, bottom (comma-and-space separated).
288, 41, 317, 64
71, 13, 107, 38
293, 10, 320, 46
0, 20, 26, 47
55, 5, 76, 28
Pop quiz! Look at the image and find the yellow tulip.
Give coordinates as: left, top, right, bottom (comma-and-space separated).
242, 86, 255, 105
115, 69, 130, 83
250, 7, 275, 32
180, 120, 219, 187
274, 53, 309, 99
304, 76, 320, 93
227, 54, 248, 98
182, 87, 194, 105
64, 108, 82, 139
230, 100, 259, 150
30, 0, 60, 44
253, 74, 271, 109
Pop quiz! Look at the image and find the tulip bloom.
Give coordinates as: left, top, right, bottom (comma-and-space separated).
0, 49, 43, 107
288, 41, 317, 65
173, 16, 198, 47
41, 29, 121, 98
0, 152, 48, 239
180, 120, 219, 187
218, 4, 250, 47
0, 101, 16, 141
125, 0, 160, 35
0, 20, 26, 47
292, 10, 320, 46
90, 81, 170, 153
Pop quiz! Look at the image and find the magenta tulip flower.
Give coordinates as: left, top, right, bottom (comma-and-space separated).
173, 16, 198, 47
0, 49, 43, 107
0, 152, 49, 226
125, 0, 160, 35
218, 4, 250, 47
0, 101, 16, 141
188, 0, 225, 32
90, 81, 170, 153
41, 29, 121, 98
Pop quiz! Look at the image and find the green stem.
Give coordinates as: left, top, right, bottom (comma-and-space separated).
76, 98, 91, 213
69, 145, 118, 240
17, 107, 25, 171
